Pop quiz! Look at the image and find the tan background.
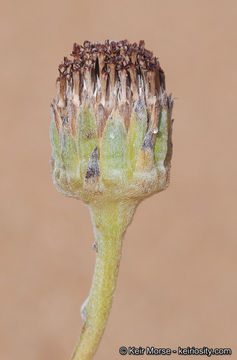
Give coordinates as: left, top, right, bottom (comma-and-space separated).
0, 0, 236, 359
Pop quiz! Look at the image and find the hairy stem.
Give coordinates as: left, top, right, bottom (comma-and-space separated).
71, 199, 138, 360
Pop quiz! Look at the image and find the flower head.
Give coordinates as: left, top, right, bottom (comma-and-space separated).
50, 40, 173, 203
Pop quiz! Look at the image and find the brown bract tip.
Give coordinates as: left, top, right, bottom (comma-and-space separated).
58, 40, 165, 90
54, 40, 169, 130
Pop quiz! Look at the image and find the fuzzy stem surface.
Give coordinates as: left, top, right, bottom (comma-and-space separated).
71, 199, 138, 360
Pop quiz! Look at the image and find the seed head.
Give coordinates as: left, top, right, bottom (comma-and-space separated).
50, 40, 174, 203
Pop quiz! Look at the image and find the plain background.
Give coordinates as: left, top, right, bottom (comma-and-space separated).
1, 0, 236, 359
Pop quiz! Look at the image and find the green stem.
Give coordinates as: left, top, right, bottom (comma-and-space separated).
71, 199, 138, 360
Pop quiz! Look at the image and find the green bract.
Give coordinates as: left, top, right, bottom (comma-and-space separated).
51, 99, 172, 200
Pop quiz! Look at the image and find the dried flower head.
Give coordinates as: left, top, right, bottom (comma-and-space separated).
50, 40, 173, 203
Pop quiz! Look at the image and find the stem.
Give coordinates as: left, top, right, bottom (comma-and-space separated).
71, 199, 138, 360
